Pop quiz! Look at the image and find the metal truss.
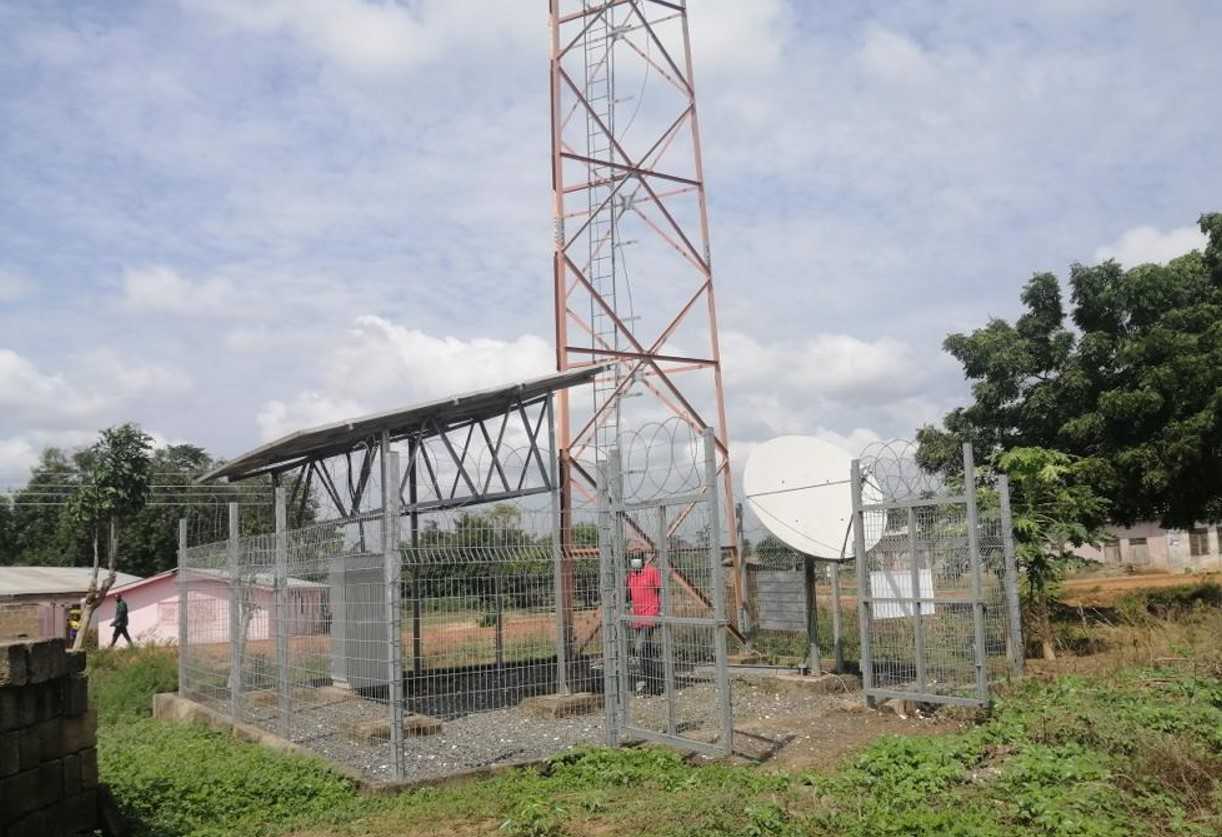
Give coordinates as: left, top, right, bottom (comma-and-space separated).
276, 393, 557, 523
549, 0, 742, 619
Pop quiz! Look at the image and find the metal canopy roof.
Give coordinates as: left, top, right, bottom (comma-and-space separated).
199, 365, 610, 484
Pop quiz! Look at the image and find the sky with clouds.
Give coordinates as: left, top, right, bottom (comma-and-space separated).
1, 0, 1219, 486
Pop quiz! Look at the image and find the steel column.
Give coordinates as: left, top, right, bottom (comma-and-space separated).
549, 393, 572, 694
275, 485, 290, 737
908, 506, 927, 691
609, 448, 631, 738
408, 438, 422, 678
597, 461, 620, 747
851, 460, 875, 708
227, 502, 241, 721
382, 441, 405, 780
963, 443, 989, 702
657, 505, 677, 735
703, 428, 733, 755
177, 518, 187, 697
735, 502, 751, 637
998, 474, 1025, 678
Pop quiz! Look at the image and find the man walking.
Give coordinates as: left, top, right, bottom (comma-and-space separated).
627, 554, 664, 696
110, 593, 133, 647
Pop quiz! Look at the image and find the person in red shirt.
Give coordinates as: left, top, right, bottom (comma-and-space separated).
627, 554, 664, 696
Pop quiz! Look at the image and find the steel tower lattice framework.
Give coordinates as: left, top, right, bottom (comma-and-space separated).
548, 0, 743, 626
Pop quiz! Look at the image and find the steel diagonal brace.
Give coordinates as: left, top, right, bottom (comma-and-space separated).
431, 418, 479, 499
478, 415, 513, 494
516, 398, 552, 491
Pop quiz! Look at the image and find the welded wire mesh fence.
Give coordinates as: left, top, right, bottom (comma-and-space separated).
598, 427, 733, 756
853, 443, 1021, 707
180, 505, 606, 784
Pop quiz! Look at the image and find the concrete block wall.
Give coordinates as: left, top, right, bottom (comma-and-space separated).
0, 638, 99, 837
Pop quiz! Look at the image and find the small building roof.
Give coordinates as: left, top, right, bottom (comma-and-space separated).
0, 566, 143, 599
199, 365, 610, 484
102, 568, 325, 598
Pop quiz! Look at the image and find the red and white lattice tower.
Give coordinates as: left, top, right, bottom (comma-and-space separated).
548, 1, 741, 613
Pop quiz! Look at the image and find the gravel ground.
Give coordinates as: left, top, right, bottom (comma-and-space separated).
221, 668, 875, 783
263, 693, 607, 783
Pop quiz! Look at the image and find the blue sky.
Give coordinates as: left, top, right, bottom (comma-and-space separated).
1, 0, 1219, 482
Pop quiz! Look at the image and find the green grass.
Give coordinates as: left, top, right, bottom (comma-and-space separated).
91, 603, 1222, 836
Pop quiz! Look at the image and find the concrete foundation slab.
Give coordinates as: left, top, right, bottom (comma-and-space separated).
342, 714, 443, 742
519, 692, 603, 719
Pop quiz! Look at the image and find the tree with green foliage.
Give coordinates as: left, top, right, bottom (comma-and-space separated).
67, 424, 154, 650
919, 212, 1222, 530
994, 447, 1109, 659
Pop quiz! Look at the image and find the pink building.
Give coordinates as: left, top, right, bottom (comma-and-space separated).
96, 569, 328, 645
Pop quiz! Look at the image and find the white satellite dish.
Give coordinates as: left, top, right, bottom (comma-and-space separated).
744, 436, 881, 559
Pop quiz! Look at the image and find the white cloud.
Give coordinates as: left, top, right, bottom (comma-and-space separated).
77, 349, 191, 398
121, 265, 237, 316
0, 348, 189, 427
255, 392, 366, 443
0, 429, 97, 481
0, 271, 32, 302
253, 316, 554, 441
859, 27, 934, 83
721, 331, 927, 401
1093, 224, 1207, 267
184, 0, 539, 76
0, 350, 105, 421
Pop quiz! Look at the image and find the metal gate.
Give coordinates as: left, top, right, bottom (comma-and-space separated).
597, 426, 734, 756
852, 442, 1022, 708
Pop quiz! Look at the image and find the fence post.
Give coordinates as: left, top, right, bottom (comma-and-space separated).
908, 506, 927, 691
227, 502, 241, 722
998, 474, 1024, 678
703, 428, 733, 756
609, 448, 631, 740
549, 394, 572, 695
657, 505, 677, 735
382, 444, 405, 777
829, 560, 844, 674
177, 518, 188, 697
275, 485, 290, 738
851, 459, 875, 707
408, 437, 422, 678
596, 461, 620, 747
803, 556, 821, 675
963, 443, 989, 703
382, 442, 404, 780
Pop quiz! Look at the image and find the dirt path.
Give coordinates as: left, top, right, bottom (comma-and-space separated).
1060, 571, 1220, 607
